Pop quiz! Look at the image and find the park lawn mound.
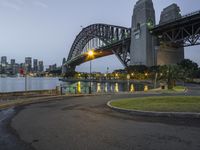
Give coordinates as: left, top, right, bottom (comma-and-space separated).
110, 96, 200, 113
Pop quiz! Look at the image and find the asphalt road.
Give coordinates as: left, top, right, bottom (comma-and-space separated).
1, 84, 200, 150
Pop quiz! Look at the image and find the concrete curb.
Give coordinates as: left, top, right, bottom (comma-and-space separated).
107, 100, 200, 119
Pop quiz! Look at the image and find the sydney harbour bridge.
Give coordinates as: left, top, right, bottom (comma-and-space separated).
62, 0, 200, 73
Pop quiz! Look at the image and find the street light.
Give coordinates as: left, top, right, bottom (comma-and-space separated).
88, 50, 94, 94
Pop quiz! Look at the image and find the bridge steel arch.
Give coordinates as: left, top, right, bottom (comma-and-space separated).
66, 24, 131, 70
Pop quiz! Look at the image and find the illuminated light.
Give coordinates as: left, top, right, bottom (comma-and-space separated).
130, 84, 135, 92
97, 83, 101, 93
147, 22, 151, 26
131, 73, 134, 76
115, 83, 119, 93
77, 82, 81, 93
160, 73, 163, 76
88, 50, 94, 56
145, 73, 148, 77
144, 85, 148, 92
104, 83, 108, 92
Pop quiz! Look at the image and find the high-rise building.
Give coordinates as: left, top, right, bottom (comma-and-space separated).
25, 57, 32, 72
11, 59, 15, 65
1, 56, 7, 65
130, 0, 156, 66
1, 56, 7, 74
48, 64, 57, 71
33, 59, 38, 72
38, 61, 44, 72
10, 59, 17, 75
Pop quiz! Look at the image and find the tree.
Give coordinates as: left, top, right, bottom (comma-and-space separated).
159, 65, 184, 89
126, 65, 149, 74
178, 59, 199, 79
63, 70, 77, 78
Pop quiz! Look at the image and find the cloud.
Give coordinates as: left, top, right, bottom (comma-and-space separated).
33, 1, 48, 9
1, 1, 21, 11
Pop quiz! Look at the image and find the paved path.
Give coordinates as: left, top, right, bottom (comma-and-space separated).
1, 84, 200, 150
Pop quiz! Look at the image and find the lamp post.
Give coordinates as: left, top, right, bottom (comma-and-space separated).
88, 50, 94, 94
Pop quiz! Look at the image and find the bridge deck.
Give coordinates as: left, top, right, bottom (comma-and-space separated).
152, 10, 200, 34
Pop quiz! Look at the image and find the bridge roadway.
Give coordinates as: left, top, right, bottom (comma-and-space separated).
1, 84, 200, 150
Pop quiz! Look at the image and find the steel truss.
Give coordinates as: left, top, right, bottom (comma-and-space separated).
152, 11, 200, 47
66, 24, 131, 68
160, 22, 200, 47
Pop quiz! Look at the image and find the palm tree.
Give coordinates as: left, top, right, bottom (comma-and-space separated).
159, 65, 184, 89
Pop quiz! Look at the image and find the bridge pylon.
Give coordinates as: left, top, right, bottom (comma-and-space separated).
130, 0, 156, 66
156, 4, 184, 65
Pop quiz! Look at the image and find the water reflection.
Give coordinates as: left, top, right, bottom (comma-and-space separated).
144, 85, 148, 91
97, 83, 101, 93
114, 83, 119, 93
130, 84, 135, 92
61, 81, 151, 94
104, 83, 108, 92
77, 81, 81, 93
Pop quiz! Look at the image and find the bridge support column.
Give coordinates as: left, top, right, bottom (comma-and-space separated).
157, 44, 184, 65
157, 4, 184, 65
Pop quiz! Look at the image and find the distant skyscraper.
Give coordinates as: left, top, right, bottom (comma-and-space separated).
1, 56, 7, 65
38, 61, 44, 72
33, 59, 38, 72
25, 57, 32, 72
49, 64, 57, 71
10, 59, 17, 75
11, 59, 15, 65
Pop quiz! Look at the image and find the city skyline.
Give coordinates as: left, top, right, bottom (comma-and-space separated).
0, 0, 200, 73
0, 56, 46, 75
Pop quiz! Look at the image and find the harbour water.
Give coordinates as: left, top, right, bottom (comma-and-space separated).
0, 77, 152, 93
0, 77, 60, 93
61, 81, 152, 94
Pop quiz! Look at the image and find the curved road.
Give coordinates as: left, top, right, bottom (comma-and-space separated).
1, 84, 200, 150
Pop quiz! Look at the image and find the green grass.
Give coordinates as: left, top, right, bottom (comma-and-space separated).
173, 86, 186, 92
110, 96, 200, 112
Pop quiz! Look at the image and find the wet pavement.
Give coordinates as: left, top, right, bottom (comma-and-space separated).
0, 108, 34, 150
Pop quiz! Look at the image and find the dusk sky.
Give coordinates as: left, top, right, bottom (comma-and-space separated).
0, 0, 200, 73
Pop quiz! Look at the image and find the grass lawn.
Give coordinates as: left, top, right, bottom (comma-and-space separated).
110, 96, 200, 113
173, 86, 186, 92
